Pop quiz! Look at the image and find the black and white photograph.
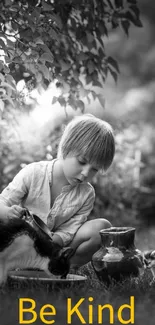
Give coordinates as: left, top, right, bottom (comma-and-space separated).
0, 0, 155, 324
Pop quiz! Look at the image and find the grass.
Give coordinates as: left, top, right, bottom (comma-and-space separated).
1, 263, 155, 325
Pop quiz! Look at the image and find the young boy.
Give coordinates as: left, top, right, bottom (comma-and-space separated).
0, 114, 115, 267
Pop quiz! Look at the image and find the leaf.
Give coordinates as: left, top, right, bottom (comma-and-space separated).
70, 17, 77, 30
3, 163, 18, 175
49, 28, 58, 40
92, 70, 98, 82
9, 5, 18, 12
101, 72, 106, 83
31, 8, 41, 20
60, 60, 71, 72
4, 0, 12, 6
51, 14, 63, 29
77, 100, 85, 112
125, 10, 143, 27
0, 61, 4, 71
98, 21, 108, 36
36, 72, 42, 83
0, 88, 6, 96
111, 17, 119, 29
92, 80, 103, 88
28, 41, 37, 48
91, 91, 97, 100
98, 47, 105, 59
39, 44, 53, 54
42, 2, 53, 11
20, 29, 33, 41
35, 38, 44, 45
79, 87, 88, 98
114, 0, 123, 8
26, 16, 36, 33
0, 33, 7, 39
3, 65, 10, 73
68, 96, 78, 110
52, 96, 58, 105
121, 20, 130, 36
78, 52, 89, 61
6, 38, 15, 48
3, 95, 15, 107
86, 75, 92, 85
0, 72, 4, 82
38, 64, 50, 80
58, 97, 66, 107
97, 36, 104, 47
6, 74, 16, 86
40, 53, 54, 63
0, 98, 4, 111
0, 38, 6, 50
87, 60, 95, 74
127, 0, 137, 3
1, 81, 16, 91
97, 94, 105, 108
108, 67, 118, 83
11, 21, 18, 31
62, 82, 70, 94
87, 40, 96, 51
134, 17, 143, 28
5, 55, 12, 64
86, 32, 94, 43
107, 56, 120, 73
129, 5, 140, 19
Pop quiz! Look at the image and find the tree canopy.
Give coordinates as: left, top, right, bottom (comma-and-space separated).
0, 0, 142, 111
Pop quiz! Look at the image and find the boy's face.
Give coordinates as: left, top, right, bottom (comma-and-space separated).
62, 155, 99, 185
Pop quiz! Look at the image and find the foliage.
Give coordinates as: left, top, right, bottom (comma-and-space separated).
0, 0, 142, 111
0, 119, 61, 191
92, 121, 155, 227
0, 113, 24, 190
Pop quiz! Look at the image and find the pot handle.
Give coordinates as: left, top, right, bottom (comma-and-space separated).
20, 207, 33, 223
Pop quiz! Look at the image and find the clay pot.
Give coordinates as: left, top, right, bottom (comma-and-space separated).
92, 227, 144, 285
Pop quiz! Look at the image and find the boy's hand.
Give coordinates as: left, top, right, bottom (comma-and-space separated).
52, 234, 63, 247
7, 205, 24, 219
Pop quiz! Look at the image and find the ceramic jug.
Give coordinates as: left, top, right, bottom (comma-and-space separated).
92, 227, 144, 285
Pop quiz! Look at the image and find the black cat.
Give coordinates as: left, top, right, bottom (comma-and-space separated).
0, 217, 73, 285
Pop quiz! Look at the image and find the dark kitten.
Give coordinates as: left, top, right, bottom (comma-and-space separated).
0, 217, 73, 285
144, 250, 155, 268
143, 250, 155, 281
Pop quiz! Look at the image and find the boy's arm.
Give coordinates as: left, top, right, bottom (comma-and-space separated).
0, 203, 10, 220
0, 164, 32, 220
51, 233, 63, 247
0, 203, 24, 220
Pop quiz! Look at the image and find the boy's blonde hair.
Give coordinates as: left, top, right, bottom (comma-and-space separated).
57, 114, 115, 171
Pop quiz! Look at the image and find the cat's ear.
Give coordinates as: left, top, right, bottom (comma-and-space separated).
150, 250, 155, 258
59, 247, 74, 260
144, 250, 155, 259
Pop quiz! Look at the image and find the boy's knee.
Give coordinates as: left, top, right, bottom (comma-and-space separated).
70, 218, 111, 249
70, 218, 112, 264
95, 218, 112, 231
91, 219, 112, 246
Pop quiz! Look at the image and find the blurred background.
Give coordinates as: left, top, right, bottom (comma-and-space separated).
0, 0, 155, 251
